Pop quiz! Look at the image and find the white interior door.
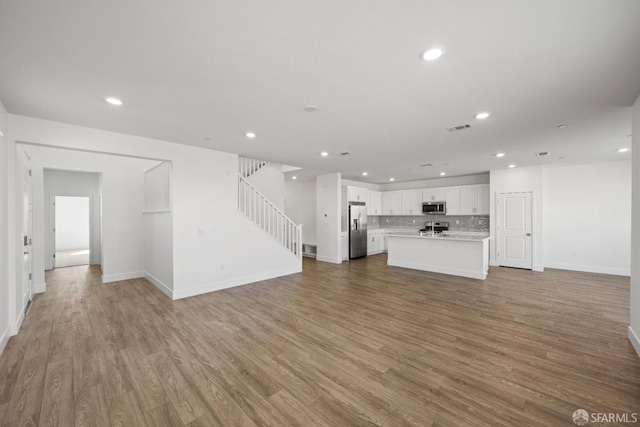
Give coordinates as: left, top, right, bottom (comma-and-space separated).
497, 192, 532, 269
22, 149, 33, 304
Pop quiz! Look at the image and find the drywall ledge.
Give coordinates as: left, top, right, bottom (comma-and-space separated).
102, 271, 145, 283
172, 266, 302, 300
145, 271, 173, 299
629, 326, 640, 358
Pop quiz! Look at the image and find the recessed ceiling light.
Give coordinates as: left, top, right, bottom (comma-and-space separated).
495, 153, 506, 158
105, 97, 123, 106
245, 132, 256, 138
203, 137, 211, 141
475, 112, 491, 120
362, 172, 368, 176
292, 176, 297, 180
557, 125, 567, 129
617, 148, 630, 153
389, 178, 395, 182
304, 105, 318, 112
421, 47, 445, 61
508, 164, 516, 168
0, 130, 4, 136
440, 172, 446, 176
320, 151, 329, 157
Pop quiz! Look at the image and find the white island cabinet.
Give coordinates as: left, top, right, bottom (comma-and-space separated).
387, 232, 492, 280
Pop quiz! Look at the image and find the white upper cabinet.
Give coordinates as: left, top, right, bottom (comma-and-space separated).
382, 191, 402, 215
460, 187, 475, 215
445, 188, 461, 215
460, 184, 490, 215
401, 189, 422, 215
347, 186, 368, 203
423, 187, 447, 202
368, 190, 382, 215
474, 185, 490, 215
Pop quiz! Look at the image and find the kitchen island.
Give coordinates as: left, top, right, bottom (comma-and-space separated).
386, 231, 492, 280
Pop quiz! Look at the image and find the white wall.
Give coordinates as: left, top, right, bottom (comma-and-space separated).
0, 99, 9, 355
143, 162, 174, 294
490, 166, 544, 271
44, 170, 101, 268
630, 93, 640, 357
31, 146, 157, 288
144, 212, 174, 296
247, 162, 285, 211
544, 161, 631, 276
285, 179, 317, 245
8, 115, 301, 308
341, 173, 489, 192
379, 173, 490, 191
316, 173, 342, 263
54, 196, 90, 251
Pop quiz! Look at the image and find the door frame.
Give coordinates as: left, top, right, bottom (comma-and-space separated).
48, 194, 94, 269
496, 191, 534, 270
22, 148, 33, 304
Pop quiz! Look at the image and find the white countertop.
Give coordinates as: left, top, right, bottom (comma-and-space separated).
386, 231, 492, 242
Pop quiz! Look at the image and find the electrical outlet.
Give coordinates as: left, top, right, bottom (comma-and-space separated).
456, 220, 460, 225
412, 220, 416, 224
386, 219, 389, 223
220, 263, 225, 270
571, 250, 577, 256
198, 228, 205, 236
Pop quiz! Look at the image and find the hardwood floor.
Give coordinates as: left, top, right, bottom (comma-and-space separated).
0, 255, 638, 426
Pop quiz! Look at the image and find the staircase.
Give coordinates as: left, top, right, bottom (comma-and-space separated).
238, 157, 302, 259
239, 157, 270, 179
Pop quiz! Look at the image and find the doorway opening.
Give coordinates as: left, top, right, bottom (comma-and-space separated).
54, 196, 91, 268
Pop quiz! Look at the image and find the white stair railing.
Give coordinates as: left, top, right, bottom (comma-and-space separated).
238, 174, 302, 259
239, 157, 270, 178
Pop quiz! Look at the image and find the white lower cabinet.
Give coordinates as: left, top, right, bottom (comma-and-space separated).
367, 229, 385, 255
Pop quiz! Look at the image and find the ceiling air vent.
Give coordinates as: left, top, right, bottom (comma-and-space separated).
337, 151, 351, 156
446, 124, 472, 132
420, 163, 435, 167
535, 151, 549, 157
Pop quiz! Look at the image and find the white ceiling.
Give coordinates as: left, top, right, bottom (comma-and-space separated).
1, 1, 638, 183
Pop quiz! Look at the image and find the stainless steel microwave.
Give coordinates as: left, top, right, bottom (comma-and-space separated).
422, 201, 446, 215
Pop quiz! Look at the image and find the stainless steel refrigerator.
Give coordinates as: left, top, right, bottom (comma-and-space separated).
349, 202, 368, 259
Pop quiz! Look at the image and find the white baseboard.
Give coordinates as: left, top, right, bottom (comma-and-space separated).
102, 271, 145, 283
544, 262, 629, 277
0, 326, 10, 356
173, 265, 302, 300
144, 272, 173, 299
9, 309, 25, 336
533, 264, 545, 272
34, 282, 46, 293
387, 259, 487, 280
489, 260, 499, 267
629, 326, 640, 358
316, 256, 342, 264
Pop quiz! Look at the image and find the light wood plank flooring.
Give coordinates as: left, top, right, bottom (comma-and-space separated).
0, 255, 638, 426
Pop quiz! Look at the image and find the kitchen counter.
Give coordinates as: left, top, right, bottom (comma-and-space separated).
387, 232, 492, 280
386, 231, 491, 242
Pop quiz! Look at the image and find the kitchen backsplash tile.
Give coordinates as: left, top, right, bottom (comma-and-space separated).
368, 215, 489, 233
